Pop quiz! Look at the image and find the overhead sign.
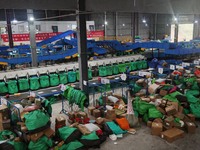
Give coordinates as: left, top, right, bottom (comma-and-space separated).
170, 65, 175, 70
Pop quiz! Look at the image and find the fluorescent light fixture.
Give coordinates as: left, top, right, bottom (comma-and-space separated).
29, 17, 34, 21
105, 21, 108, 25
122, 24, 125, 26
166, 24, 169, 26
142, 19, 146, 23
174, 17, 177, 21
102, 24, 105, 27
195, 20, 198, 24
145, 23, 148, 26
12, 19, 18, 24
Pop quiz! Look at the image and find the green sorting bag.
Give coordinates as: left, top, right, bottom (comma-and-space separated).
39, 75, 50, 88
18, 78, 29, 91
0, 82, 8, 94
133, 97, 155, 115
7, 80, 18, 94
190, 103, 200, 118
148, 107, 163, 119
24, 110, 50, 131
76, 69, 93, 80
136, 61, 143, 70
59, 73, 68, 84
30, 77, 40, 90
106, 66, 113, 76
13, 141, 27, 150
106, 121, 127, 135
0, 130, 16, 141
28, 136, 53, 150
118, 63, 126, 73
59, 141, 84, 150
163, 91, 182, 102
67, 71, 77, 83
112, 65, 119, 75
98, 66, 107, 77
49, 74, 59, 86
142, 60, 148, 69
130, 62, 137, 71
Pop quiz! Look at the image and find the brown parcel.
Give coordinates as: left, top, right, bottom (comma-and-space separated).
77, 124, 91, 135
30, 131, 44, 142
148, 84, 160, 94
78, 112, 87, 119
185, 122, 196, 134
147, 121, 152, 128
187, 114, 195, 122
106, 109, 116, 120
88, 106, 95, 115
55, 115, 66, 126
93, 109, 101, 118
0, 104, 9, 120
165, 105, 177, 115
96, 117, 105, 125
153, 118, 163, 123
44, 128, 55, 138
151, 122, 163, 136
164, 116, 174, 128
156, 106, 166, 115
159, 90, 168, 96
161, 128, 184, 143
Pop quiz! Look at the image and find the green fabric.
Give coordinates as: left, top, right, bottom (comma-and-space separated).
161, 85, 173, 90
49, 74, 59, 86
143, 113, 149, 123
186, 90, 200, 103
98, 66, 107, 77
148, 107, 163, 119
131, 83, 142, 94
133, 97, 155, 115
28, 136, 53, 150
13, 141, 27, 150
63, 86, 87, 111
76, 69, 93, 80
130, 62, 137, 71
44, 99, 52, 116
106, 66, 113, 76
24, 110, 50, 130
136, 61, 143, 70
112, 65, 119, 75
106, 121, 127, 135
30, 77, 40, 90
118, 63, 126, 73
98, 84, 111, 92
0, 130, 16, 141
163, 91, 183, 102
18, 78, 29, 91
67, 71, 77, 83
0, 82, 8, 93
59, 73, 68, 84
191, 82, 200, 90
190, 103, 200, 118
39, 75, 50, 88
47, 96, 56, 104
59, 141, 83, 150
183, 108, 190, 114
81, 132, 99, 140
142, 60, 148, 69
7, 80, 18, 94
58, 126, 77, 141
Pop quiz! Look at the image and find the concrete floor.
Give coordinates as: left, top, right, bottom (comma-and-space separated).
51, 102, 200, 150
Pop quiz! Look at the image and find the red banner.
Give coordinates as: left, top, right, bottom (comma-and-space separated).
1, 30, 104, 42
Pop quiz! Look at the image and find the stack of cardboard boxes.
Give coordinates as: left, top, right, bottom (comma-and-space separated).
0, 104, 11, 131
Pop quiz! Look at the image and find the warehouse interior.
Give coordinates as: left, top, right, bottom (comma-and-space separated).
0, 0, 200, 150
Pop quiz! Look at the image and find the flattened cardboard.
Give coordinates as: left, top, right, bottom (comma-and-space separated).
161, 128, 184, 143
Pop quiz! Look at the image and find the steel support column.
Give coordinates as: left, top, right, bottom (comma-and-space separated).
132, 12, 136, 43
27, 9, 37, 67
76, 0, 88, 93
174, 23, 179, 42
115, 12, 118, 40
154, 13, 157, 40
135, 12, 139, 36
104, 12, 107, 40
5, 9, 13, 48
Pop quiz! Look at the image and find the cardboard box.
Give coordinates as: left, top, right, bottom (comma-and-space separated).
178, 106, 184, 113
58, 141, 65, 147
2, 119, 11, 130
88, 106, 95, 115
174, 113, 185, 120
93, 109, 101, 118
141, 97, 151, 102
151, 122, 163, 136
186, 114, 195, 122
0, 104, 9, 120
165, 105, 177, 115
148, 84, 160, 94
154, 118, 163, 123
56, 115, 66, 126
185, 122, 196, 134
169, 102, 179, 112
96, 117, 104, 125
161, 128, 184, 143
156, 106, 166, 115
164, 116, 174, 128
147, 121, 152, 128
77, 112, 87, 119
106, 109, 116, 120
159, 90, 168, 96
77, 124, 91, 135
68, 112, 75, 120
44, 128, 55, 138
30, 131, 44, 142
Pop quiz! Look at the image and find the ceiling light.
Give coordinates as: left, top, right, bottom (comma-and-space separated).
174, 17, 177, 21
105, 21, 108, 25
29, 17, 34, 21
195, 20, 198, 24
142, 19, 146, 23
102, 24, 105, 27
145, 23, 148, 26
122, 24, 125, 26
12, 19, 18, 24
